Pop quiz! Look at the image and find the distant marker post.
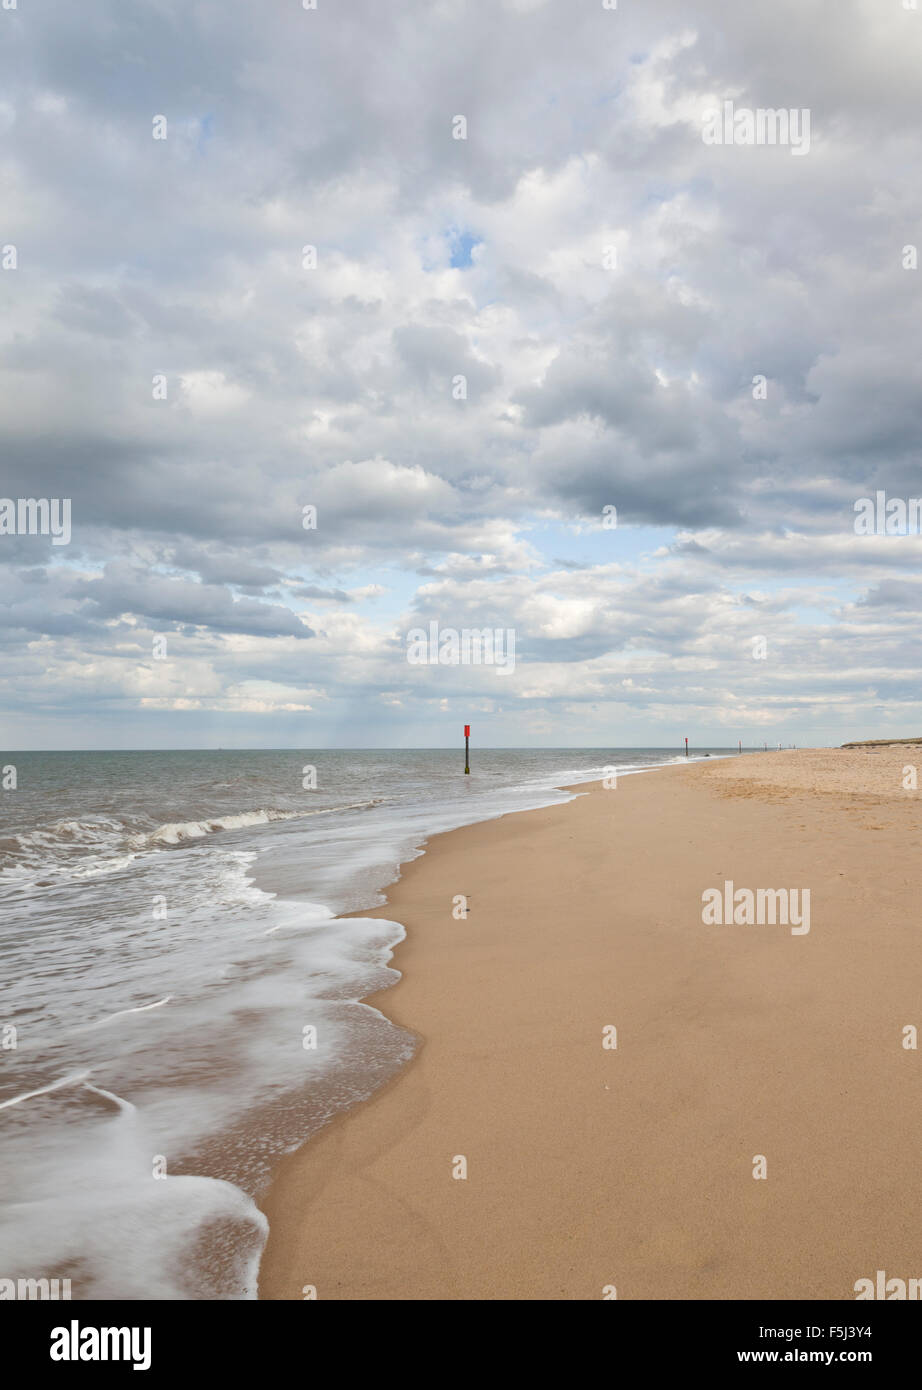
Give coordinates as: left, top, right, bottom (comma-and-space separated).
464, 725, 470, 775
684, 737, 688, 758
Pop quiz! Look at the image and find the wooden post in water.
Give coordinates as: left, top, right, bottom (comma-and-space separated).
684, 736, 689, 758
464, 724, 470, 775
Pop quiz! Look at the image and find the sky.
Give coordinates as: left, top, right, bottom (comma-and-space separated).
1, 0, 921, 750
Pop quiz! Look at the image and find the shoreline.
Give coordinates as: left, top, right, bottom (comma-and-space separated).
257, 750, 922, 1299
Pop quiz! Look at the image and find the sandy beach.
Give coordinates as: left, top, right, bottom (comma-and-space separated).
258, 749, 922, 1300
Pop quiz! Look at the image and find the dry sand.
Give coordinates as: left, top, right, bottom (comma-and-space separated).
258, 749, 922, 1300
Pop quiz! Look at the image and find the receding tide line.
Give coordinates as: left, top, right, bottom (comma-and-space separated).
0, 1069, 90, 1110
81, 996, 172, 1030
82, 1081, 136, 1114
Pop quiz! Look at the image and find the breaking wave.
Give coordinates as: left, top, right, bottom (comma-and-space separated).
143, 802, 379, 846
0, 801, 385, 883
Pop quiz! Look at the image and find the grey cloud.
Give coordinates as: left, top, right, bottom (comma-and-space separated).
1, 1, 921, 743
70, 564, 314, 639
293, 585, 352, 602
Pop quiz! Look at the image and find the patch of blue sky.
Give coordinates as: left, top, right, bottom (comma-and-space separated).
282, 563, 412, 621
724, 576, 860, 616
419, 226, 481, 274
447, 227, 482, 269
526, 519, 679, 569
788, 606, 837, 627
45, 555, 105, 576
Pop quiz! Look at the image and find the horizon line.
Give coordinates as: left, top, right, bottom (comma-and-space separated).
0, 743, 798, 754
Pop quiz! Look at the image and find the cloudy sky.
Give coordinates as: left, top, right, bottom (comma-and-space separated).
1, 0, 921, 750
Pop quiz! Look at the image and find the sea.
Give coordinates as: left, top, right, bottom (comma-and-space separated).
0, 747, 731, 1299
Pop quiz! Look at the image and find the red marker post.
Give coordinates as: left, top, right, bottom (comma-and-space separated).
684, 737, 689, 758
464, 725, 470, 775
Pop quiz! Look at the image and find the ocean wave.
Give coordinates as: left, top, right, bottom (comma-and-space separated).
143, 801, 382, 846
0, 817, 141, 886
9, 816, 126, 852
0, 801, 386, 885
143, 808, 301, 845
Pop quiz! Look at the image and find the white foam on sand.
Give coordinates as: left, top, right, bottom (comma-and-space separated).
0, 1099, 268, 1299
